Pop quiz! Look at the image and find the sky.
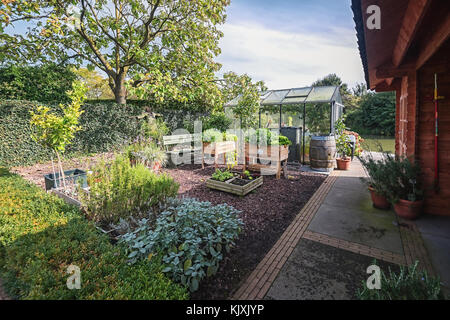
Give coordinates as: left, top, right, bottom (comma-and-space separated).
216, 0, 365, 90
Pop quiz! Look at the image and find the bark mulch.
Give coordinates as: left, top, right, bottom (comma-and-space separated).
163, 164, 326, 300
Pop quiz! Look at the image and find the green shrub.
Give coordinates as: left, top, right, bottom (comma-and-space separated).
79, 155, 179, 225
0, 64, 77, 103
384, 156, 423, 203
245, 128, 291, 146
357, 261, 445, 300
140, 116, 169, 144
360, 152, 393, 197
125, 140, 168, 168
0, 168, 187, 299
201, 113, 232, 132
0, 100, 142, 167
120, 198, 243, 292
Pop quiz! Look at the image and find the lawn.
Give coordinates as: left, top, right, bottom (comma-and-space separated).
361, 136, 395, 153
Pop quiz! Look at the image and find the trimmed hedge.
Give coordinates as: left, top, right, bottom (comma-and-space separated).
0, 168, 188, 299
0, 100, 142, 167
0, 65, 77, 104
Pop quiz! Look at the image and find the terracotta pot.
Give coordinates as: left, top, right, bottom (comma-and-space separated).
368, 186, 390, 210
336, 157, 351, 170
393, 199, 423, 220
152, 162, 162, 172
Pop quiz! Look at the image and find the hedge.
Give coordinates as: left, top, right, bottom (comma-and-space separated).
0, 65, 76, 104
0, 100, 143, 167
0, 99, 211, 167
0, 168, 188, 299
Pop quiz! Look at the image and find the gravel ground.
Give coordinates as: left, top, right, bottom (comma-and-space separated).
11, 158, 326, 300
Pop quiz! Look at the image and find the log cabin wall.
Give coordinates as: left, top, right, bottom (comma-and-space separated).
417, 38, 450, 216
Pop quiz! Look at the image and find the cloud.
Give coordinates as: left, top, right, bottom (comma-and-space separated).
216, 21, 365, 90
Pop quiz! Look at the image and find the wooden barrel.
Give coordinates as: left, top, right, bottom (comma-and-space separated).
309, 136, 336, 172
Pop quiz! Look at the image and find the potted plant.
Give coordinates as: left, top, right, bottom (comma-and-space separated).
125, 139, 167, 173
30, 81, 87, 191
360, 152, 392, 209
385, 156, 424, 220
334, 117, 352, 170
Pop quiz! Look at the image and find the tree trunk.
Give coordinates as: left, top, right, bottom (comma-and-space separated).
114, 73, 127, 104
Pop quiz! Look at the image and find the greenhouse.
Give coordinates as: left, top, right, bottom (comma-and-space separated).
224, 86, 344, 164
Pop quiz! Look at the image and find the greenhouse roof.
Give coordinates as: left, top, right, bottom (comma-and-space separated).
224, 85, 342, 107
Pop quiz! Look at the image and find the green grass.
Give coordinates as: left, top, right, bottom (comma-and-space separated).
0, 168, 188, 300
361, 136, 395, 153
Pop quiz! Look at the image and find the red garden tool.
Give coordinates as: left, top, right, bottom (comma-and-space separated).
433, 73, 445, 193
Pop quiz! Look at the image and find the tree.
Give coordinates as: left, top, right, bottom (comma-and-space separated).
346, 91, 396, 136
219, 71, 267, 128
1, 1, 229, 105
30, 80, 87, 188
73, 67, 113, 99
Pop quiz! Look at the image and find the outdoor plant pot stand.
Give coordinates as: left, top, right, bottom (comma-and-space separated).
244, 144, 289, 179
202, 140, 237, 169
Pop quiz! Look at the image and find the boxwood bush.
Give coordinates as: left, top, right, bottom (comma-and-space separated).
0, 100, 142, 167
0, 168, 187, 299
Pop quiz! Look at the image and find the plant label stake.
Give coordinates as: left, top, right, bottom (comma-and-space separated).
433, 73, 445, 193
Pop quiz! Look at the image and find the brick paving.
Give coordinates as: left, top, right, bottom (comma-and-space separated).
232, 160, 437, 300
398, 218, 436, 276
303, 230, 406, 266
232, 170, 340, 300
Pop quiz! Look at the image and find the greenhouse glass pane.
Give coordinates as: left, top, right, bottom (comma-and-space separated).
224, 94, 242, 107
262, 90, 289, 105
305, 86, 338, 102
282, 96, 307, 104
286, 87, 312, 98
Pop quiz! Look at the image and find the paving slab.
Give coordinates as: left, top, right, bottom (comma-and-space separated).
415, 215, 450, 291
265, 239, 399, 300
307, 163, 403, 255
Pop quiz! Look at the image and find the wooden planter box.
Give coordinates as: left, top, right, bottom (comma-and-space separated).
245, 144, 289, 160
206, 175, 263, 196
51, 188, 82, 207
244, 144, 289, 179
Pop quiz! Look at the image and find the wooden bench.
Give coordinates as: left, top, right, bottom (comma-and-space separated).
162, 133, 202, 166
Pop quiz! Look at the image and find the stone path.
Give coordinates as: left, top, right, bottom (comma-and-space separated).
233, 158, 444, 300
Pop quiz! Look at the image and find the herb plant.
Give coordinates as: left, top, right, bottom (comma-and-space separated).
211, 169, 234, 182
79, 154, 179, 225
120, 198, 243, 292
357, 261, 444, 300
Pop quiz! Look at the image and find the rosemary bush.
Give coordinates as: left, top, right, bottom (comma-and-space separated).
79, 155, 179, 225
357, 261, 445, 300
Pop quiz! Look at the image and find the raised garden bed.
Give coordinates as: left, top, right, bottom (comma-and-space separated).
51, 188, 82, 207
206, 175, 263, 196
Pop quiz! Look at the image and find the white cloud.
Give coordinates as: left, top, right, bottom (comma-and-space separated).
216, 21, 365, 89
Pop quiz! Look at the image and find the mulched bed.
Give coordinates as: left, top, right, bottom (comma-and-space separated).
162, 164, 326, 300
12, 157, 326, 300
11, 153, 115, 189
